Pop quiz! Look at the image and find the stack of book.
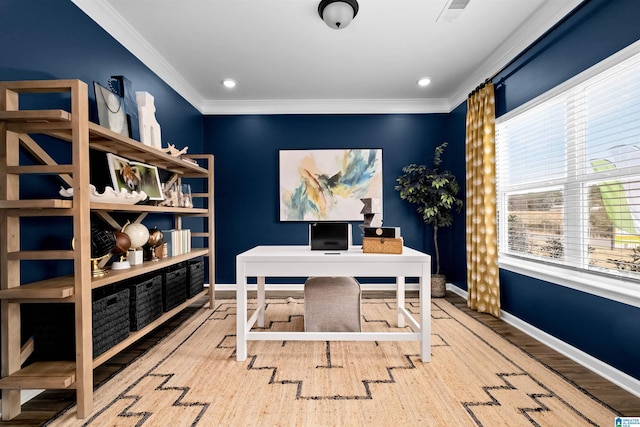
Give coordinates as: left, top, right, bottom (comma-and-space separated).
161, 229, 191, 257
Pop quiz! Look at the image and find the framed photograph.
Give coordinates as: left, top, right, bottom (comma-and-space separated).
106, 153, 164, 200
279, 149, 383, 221
94, 82, 129, 138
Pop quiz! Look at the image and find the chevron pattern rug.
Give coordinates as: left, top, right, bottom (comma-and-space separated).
48, 298, 618, 426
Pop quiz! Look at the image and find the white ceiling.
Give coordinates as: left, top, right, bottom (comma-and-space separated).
71, 0, 584, 114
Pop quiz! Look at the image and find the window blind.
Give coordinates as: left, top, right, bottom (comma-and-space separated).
496, 47, 640, 279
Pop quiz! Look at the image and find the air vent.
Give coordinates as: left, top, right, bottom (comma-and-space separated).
437, 0, 471, 23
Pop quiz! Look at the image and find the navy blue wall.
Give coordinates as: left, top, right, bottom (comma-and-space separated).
1, 0, 204, 283
448, 0, 640, 380
203, 114, 460, 284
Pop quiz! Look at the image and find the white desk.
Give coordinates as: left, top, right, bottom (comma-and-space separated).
235, 245, 431, 362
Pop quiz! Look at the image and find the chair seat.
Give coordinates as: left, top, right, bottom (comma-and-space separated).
303, 276, 361, 332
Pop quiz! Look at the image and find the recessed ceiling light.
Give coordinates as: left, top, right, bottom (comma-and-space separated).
417, 77, 431, 87
222, 79, 236, 88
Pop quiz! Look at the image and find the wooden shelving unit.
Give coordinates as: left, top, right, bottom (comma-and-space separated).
0, 80, 215, 420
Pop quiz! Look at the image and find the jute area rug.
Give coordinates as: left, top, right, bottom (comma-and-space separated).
48, 298, 617, 426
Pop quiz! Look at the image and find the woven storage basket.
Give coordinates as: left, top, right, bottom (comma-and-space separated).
187, 257, 205, 298
28, 288, 130, 360
126, 273, 163, 331
162, 264, 187, 311
362, 237, 403, 254
92, 288, 130, 357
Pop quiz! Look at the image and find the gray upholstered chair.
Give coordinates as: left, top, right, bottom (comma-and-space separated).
303, 276, 362, 332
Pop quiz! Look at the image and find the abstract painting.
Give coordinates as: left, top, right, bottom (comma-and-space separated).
279, 149, 382, 221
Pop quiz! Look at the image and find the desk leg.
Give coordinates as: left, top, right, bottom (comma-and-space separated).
421, 271, 431, 362
236, 262, 248, 361
257, 276, 265, 327
396, 276, 405, 328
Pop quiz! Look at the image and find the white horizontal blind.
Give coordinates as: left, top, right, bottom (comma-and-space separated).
496, 47, 640, 280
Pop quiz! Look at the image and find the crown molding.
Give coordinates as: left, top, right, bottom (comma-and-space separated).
70, 0, 205, 111
200, 98, 451, 115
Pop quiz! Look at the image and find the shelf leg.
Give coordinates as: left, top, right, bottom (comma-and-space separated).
1, 302, 22, 420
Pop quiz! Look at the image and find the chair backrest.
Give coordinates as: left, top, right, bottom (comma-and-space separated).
304, 276, 361, 332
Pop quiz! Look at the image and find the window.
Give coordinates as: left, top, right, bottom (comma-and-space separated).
496, 41, 640, 292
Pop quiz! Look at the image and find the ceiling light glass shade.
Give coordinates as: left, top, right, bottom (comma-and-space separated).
417, 78, 431, 87
318, 0, 359, 30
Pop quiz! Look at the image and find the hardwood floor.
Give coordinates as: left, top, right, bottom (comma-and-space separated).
1, 291, 638, 426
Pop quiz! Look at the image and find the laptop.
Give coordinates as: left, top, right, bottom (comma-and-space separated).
309, 222, 351, 251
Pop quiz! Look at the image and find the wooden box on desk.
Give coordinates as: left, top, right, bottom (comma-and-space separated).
362, 237, 403, 254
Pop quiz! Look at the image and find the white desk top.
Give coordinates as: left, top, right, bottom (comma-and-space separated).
237, 245, 429, 260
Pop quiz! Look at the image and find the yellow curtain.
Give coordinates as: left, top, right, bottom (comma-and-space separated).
465, 83, 500, 318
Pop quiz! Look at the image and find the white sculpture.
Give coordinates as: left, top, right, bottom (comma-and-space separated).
136, 91, 162, 149
161, 143, 189, 157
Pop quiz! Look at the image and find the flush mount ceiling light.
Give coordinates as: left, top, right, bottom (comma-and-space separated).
417, 77, 432, 87
222, 79, 236, 89
318, 0, 359, 30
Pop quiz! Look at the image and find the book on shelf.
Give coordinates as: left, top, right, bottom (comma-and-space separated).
161, 229, 191, 256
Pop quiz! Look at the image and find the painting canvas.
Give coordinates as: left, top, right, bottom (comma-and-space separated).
279, 149, 383, 221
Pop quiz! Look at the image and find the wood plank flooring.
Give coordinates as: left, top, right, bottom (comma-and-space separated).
1, 291, 638, 426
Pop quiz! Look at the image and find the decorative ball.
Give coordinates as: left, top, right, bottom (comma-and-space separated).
112, 231, 131, 255
148, 227, 163, 247
91, 227, 116, 259
123, 223, 149, 250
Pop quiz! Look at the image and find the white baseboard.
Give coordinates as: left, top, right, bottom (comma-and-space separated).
447, 284, 640, 398
214, 283, 421, 292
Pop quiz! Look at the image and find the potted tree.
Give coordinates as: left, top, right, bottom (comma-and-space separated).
395, 142, 463, 297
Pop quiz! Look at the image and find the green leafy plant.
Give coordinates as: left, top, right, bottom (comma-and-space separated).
395, 142, 463, 275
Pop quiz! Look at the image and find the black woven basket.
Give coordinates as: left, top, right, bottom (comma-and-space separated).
162, 264, 187, 311
126, 273, 163, 331
92, 288, 130, 357
28, 287, 130, 360
187, 257, 205, 298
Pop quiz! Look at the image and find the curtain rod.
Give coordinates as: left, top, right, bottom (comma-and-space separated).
468, 78, 493, 98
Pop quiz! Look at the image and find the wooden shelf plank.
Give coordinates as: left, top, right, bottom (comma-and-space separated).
0, 199, 73, 209
0, 250, 208, 301
8, 250, 75, 260
0, 110, 208, 177
90, 249, 209, 289
86, 123, 208, 175
0, 278, 75, 300
7, 164, 74, 175
0, 109, 71, 123
90, 202, 208, 215
0, 361, 76, 389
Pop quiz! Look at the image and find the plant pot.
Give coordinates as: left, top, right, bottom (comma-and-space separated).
431, 274, 446, 298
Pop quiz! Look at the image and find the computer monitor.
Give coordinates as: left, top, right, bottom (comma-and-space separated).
309, 222, 351, 251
